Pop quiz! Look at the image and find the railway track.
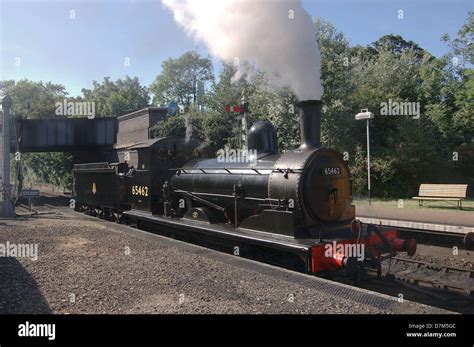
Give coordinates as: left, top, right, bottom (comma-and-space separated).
384, 256, 473, 297
376, 225, 473, 250
352, 256, 474, 313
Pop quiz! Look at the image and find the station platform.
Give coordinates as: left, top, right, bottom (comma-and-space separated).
0, 205, 450, 314
356, 205, 474, 234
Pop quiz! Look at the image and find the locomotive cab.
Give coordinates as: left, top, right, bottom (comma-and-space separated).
117, 137, 198, 214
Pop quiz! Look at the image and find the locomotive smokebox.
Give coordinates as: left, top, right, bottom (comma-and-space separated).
297, 100, 322, 150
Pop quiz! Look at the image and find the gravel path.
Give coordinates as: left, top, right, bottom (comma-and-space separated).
0, 206, 448, 314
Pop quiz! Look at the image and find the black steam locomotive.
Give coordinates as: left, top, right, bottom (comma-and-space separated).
73, 100, 416, 277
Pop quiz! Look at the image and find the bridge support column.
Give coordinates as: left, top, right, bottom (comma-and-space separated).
1, 95, 15, 217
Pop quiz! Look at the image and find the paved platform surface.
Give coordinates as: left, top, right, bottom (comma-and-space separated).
356, 205, 474, 234
0, 206, 448, 314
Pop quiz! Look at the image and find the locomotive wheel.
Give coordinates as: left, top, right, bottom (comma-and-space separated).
112, 212, 123, 224
86, 206, 93, 216
464, 232, 474, 251
103, 208, 113, 221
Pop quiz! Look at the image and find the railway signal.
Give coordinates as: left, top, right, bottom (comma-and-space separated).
225, 96, 249, 149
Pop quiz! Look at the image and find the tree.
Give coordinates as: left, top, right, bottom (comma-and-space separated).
150, 51, 214, 108
441, 11, 473, 67
348, 46, 445, 197
0, 79, 68, 119
312, 18, 462, 197
150, 104, 205, 141
21, 152, 73, 189
434, 12, 474, 188
81, 76, 149, 117
315, 18, 357, 151
371, 34, 425, 59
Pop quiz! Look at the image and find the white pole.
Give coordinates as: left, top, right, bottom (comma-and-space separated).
366, 119, 371, 206
241, 95, 247, 150
241, 114, 247, 149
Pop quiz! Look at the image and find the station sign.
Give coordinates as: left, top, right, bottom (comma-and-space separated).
21, 189, 40, 198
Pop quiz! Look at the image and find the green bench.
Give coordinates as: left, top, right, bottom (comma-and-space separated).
413, 184, 468, 209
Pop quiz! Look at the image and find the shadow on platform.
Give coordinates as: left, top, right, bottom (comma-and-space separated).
0, 257, 51, 314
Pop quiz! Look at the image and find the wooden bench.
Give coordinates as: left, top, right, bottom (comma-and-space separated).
413, 184, 468, 209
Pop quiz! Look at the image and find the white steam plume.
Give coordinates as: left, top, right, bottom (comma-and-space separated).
162, 0, 323, 100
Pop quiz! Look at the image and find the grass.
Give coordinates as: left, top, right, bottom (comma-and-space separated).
353, 197, 474, 212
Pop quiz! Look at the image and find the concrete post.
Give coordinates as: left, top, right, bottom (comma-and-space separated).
1, 95, 15, 217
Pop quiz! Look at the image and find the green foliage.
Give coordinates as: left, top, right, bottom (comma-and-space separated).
313, 14, 473, 197
20, 152, 73, 189
371, 34, 425, 60
441, 11, 473, 66
150, 105, 205, 143
0, 79, 67, 118
203, 62, 253, 149
315, 18, 357, 150
151, 114, 186, 138
81, 76, 149, 117
150, 51, 214, 108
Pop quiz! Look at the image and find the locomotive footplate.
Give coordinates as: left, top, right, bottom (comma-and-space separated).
122, 210, 415, 278
123, 209, 316, 273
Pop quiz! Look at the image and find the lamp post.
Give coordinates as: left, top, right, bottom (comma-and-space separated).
355, 109, 374, 206
240, 93, 248, 149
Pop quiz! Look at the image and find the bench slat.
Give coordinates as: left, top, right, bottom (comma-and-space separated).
418, 184, 468, 198
413, 197, 462, 201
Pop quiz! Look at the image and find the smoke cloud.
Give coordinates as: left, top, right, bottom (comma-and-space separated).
162, 0, 323, 101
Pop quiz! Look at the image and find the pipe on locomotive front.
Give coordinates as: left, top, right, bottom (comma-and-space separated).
297, 100, 322, 150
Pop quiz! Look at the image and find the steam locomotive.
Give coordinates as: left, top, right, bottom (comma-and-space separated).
73, 100, 416, 278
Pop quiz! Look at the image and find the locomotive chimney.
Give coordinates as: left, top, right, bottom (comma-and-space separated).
296, 100, 322, 150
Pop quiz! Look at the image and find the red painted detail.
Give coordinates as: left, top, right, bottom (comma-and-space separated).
311, 240, 353, 273
391, 237, 417, 256
404, 238, 417, 256
390, 238, 406, 252
310, 229, 417, 274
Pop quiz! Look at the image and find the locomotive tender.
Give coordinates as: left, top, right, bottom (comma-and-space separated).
73, 100, 416, 278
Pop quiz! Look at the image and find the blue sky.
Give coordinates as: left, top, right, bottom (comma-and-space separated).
1, 0, 472, 97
